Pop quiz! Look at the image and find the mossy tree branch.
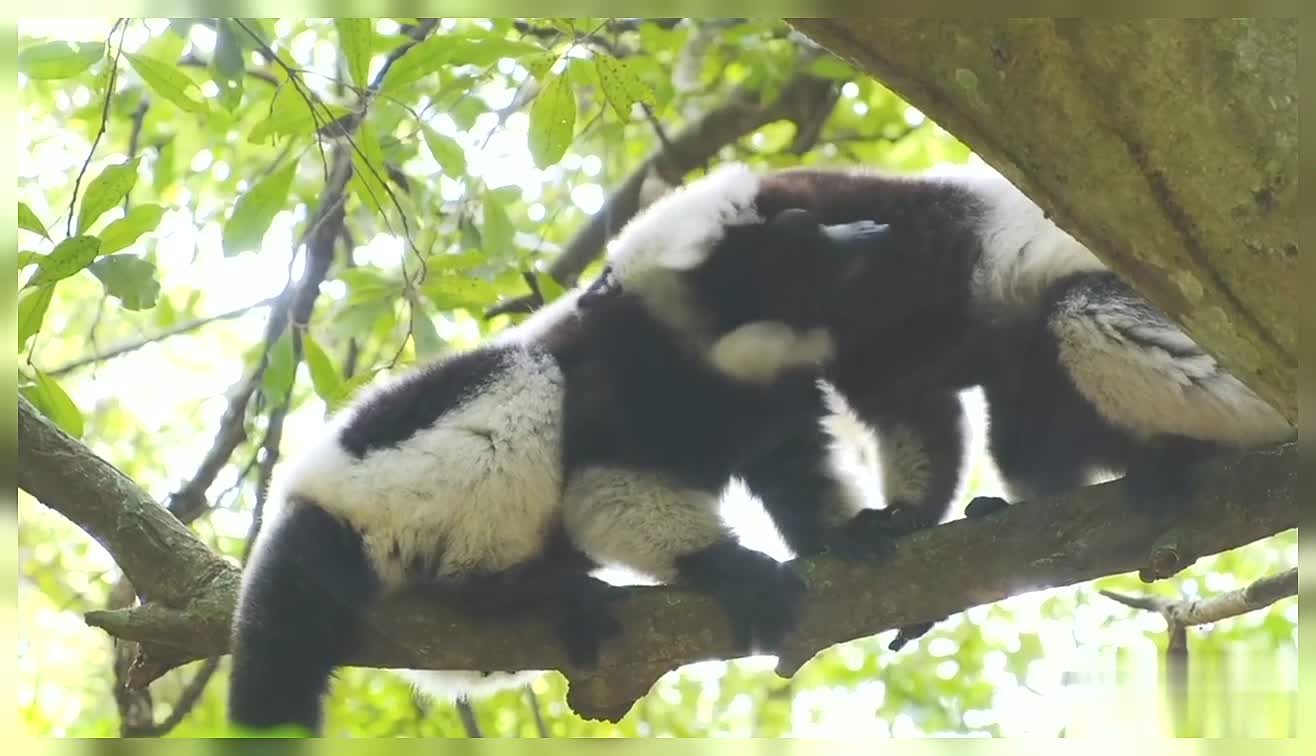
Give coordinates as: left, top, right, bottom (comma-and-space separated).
19, 395, 1296, 722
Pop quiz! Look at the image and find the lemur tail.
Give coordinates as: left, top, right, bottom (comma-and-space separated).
227, 500, 379, 735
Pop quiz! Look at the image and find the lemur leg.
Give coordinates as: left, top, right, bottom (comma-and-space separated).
839, 389, 969, 548
734, 382, 864, 558
563, 466, 805, 653
992, 272, 1291, 514
1120, 436, 1227, 516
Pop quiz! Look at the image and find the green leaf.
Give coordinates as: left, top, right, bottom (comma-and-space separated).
808, 55, 856, 81
524, 51, 560, 82
339, 266, 397, 303
17, 251, 44, 270
223, 161, 297, 256
18, 202, 50, 240
248, 85, 350, 144
422, 275, 501, 311
336, 18, 374, 90
18, 41, 104, 80
425, 250, 484, 272
422, 126, 467, 177
97, 204, 165, 254
22, 370, 84, 439
212, 19, 246, 113
77, 158, 140, 235
379, 36, 544, 96
24, 236, 101, 288
527, 73, 576, 169
538, 273, 567, 304
125, 52, 208, 114
325, 370, 381, 413
87, 255, 160, 310
376, 36, 450, 95
593, 52, 655, 121
350, 121, 389, 219
459, 215, 482, 251
451, 37, 545, 67
411, 306, 443, 360
153, 139, 177, 192
480, 190, 514, 256
18, 284, 54, 350
301, 333, 343, 403
262, 329, 296, 401
143, 23, 188, 67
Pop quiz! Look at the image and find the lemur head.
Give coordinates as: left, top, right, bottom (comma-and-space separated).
578, 163, 891, 382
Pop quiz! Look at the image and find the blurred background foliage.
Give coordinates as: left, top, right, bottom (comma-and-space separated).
16, 18, 1296, 737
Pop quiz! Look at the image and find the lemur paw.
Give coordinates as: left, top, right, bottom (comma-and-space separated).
558, 581, 627, 668
888, 619, 942, 651
1123, 437, 1217, 516
964, 496, 1010, 519
828, 507, 930, 562
677, 542, 805, 654
719, 557, 806, 653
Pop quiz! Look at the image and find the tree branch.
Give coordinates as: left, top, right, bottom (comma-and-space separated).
787, 19, 1297, 422
165, 18, 439, 524
46, 296, 278, 378
486, 70, 838, 318
18, 395, 1295, 722
1098, 565, 1296, 734
1100, 567, 1297, 629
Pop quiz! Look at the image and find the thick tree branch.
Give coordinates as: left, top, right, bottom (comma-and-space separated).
787, 19, 1297, 422
19, 395, 1295, 721
487, 71, 838, 318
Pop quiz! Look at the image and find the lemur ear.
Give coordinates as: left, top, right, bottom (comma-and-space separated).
578, 265, 621, 307
768, 207, 818, 234
820, 220, 891, 251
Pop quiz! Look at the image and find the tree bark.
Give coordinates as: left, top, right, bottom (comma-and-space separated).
787, 18, 1297, 422
19, 396, 1295, 722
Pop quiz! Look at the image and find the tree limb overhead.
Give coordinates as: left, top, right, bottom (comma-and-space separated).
18, 395, 1296, 722
787, 18, 1297, 422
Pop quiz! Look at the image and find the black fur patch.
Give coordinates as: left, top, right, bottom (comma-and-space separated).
228, 500, 381, 733
554, 294, 825, 492
338, 345, 518, 458
674, 539, 805, 653
981, 272, 1150, 498
732, 383, 839, 557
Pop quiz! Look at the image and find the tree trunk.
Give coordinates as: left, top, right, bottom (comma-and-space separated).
788, 18, 1296, 421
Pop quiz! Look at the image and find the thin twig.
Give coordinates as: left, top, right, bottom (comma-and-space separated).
66, 18, 128, 237
242, 348, 296, 561
140, 657, 222, 737
165, 20, 439, 525
47, 297, 278, 377
525, 685, 550, 737
1098, 568, 1296, 736
166, 154, 349, 525
456, 699, 483, 737
122, 99, 149, 211
1099, 567, 1297, 629
177, 54, 279, 86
